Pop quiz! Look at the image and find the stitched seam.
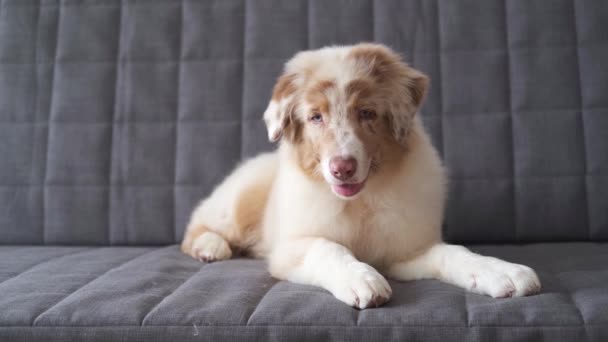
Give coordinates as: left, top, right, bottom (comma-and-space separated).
370, 0, 375, 42
31, 248, 158, 326
139, 265, 201, 325
0, 248, 91, 288
450, 174, 603, 181
107, 0, 123, 245
438, 44, 605, 52
239, 0, 247, 160
1, 44, 606, 63
571, 0, 591, 240
566, 291, 587, 327
503, 0, 516, 242
172, 0, 183, 243
4, 44, 607, 64
306, 0, 311, 48
0, 57, 283, 64
244, 280, 281, 326
12, 323, 606, 329
29, 0, 42, 238
42, 0, 62, 244
0, 117, 249, 124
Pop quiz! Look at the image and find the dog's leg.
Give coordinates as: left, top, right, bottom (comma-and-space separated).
181, 224, 232, 262
181, 153, 277, 262
269, 238, 392, 309
387, 243, 541, 298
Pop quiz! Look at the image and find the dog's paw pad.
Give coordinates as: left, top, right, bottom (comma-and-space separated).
191, 232, 232, 263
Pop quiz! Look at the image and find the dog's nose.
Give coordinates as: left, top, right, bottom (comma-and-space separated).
330, 156, 357, 181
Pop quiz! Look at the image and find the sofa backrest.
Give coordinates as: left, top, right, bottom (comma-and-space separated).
1, 0, 606, 245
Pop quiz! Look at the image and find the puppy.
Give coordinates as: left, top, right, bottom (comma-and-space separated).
181, 43, 541, 309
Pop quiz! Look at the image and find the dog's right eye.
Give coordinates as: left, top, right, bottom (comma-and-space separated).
310, 113, 323, 123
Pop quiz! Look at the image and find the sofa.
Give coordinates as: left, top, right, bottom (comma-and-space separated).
1, 0, 607, 341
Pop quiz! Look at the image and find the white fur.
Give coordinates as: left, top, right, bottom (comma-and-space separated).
263, 101, 282, 142
387, 244, 541, 298
191, 232, 232, 262
184, 44, 541, 309
271, 238, 392, 309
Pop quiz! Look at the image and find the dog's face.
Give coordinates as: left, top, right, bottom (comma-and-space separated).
264, 44, 428, 199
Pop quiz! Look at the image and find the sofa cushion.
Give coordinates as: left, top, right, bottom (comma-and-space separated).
0, 243, 606, 341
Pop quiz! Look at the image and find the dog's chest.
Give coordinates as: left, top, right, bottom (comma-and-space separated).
341, 201, 407, 266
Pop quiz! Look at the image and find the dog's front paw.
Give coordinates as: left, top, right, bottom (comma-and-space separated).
465, 258, 541, 298
329, 262, 392, 309
190, 232, 232, 262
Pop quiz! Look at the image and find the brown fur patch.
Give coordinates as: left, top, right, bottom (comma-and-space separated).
348, 44, 429, 146
365, 121, 377, 134
305, 91, 329, 116
271, 73, 298, 101
293, 134, 325, 181
181, 224, 210, 256
181, 177, 275, 257
231, 181, 269, 251
293, 80, 340, 181
234, 187, 267, 237
349, 43, 401, 79
269, 73, 305, 144
348, 44, 429, 108
283, 116, 303, 143
305, 80, 335, 114
353, 112, 405, 175
311, 79, 336, 93
408, 73, 429, 107
345, 79, 374, 108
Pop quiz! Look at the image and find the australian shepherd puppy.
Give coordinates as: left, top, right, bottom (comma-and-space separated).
181, 43, 541, 309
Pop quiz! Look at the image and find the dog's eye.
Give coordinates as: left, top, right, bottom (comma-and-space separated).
310, 113, 323, 123
359, 109, 376, 121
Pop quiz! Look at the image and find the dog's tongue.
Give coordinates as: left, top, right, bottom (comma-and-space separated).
332, 182, 364, 197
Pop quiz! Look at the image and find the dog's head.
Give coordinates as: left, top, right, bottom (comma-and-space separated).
264, 43, 428, 199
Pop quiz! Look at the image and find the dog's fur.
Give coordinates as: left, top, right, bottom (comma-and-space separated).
181, 43, 541, 309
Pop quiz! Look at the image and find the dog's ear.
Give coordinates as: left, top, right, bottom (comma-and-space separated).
263, 72, 299, 143
388, 67, 429, 145
405, 69, 429, 109
350, 44, 429, 146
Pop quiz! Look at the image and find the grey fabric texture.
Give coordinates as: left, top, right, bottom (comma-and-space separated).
0, 0, 606, 245
1, 1, 608, 341
0, 244, 606, 341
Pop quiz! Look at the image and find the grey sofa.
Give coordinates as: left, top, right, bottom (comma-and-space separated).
1, 0, 607, 341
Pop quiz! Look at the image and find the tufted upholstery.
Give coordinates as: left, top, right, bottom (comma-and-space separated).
1, 0, 608, 341
0, 243, 607, 341
1, 0, 607, 245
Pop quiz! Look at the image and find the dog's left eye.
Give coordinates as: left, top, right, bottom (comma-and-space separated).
310, 113, 323, 123
359, 109, 376, 121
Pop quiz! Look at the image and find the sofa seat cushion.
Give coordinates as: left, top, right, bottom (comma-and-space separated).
0, 243, 606, 341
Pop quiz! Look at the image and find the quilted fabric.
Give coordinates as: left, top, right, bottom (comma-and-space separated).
0, 243, 606, 341
0, 0, 607, 245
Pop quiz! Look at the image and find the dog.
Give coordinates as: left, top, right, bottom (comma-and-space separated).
181, 43, 541, 309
